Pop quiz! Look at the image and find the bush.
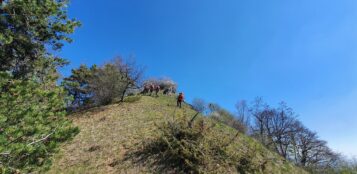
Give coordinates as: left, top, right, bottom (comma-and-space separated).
209, 103, 247, 134
129, 112, 257, 173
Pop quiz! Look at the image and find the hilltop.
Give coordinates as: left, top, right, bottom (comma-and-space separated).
47, 95, 307, 174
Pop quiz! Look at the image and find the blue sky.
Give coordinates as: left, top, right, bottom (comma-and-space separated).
58, 0, 357, 157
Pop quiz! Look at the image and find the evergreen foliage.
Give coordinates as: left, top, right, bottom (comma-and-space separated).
0, 0, 80, 79
0, 72, 79, 173
62, 64, 97, 109
0, 0, 80, 172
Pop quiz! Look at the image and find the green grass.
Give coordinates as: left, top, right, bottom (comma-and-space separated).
47, 95, 307, 174
123, 95, 142, 103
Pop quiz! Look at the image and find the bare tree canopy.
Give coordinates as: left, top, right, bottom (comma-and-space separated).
241, 97, 339, 171
191, 98, 208, 114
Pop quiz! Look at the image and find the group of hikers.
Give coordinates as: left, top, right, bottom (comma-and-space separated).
141, 83, 161, 96
141, 83, 184, 108
141, 83, 176, 96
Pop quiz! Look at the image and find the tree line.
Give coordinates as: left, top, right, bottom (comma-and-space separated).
61, 58, 179, 111
191, 97, 355, 173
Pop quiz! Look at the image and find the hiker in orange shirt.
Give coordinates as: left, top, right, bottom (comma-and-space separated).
177, 92, 184, 108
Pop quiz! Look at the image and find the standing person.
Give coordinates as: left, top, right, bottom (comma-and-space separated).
149, 83, 155, 95
141, 84, 150, 95
177, 92, 184, 108
163, 88, 169, 95
155, 85, 160, 97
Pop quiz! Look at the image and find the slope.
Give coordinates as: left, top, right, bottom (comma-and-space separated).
47, 95, 307, 174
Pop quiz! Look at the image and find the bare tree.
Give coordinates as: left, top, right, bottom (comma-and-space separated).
289, 124, 339, 169
250, 97, 271, 145
267, 102, 298, 158
250, 100, 307, 160
235, 100, 250, 132
112, 57, 144, 102
191, 98, 207, 114
242, 97, 341, 171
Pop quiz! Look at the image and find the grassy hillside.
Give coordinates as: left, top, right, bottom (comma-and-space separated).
47, 95, 307, 174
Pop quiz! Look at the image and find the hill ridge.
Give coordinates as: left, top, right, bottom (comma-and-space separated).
48, 95, 307, 174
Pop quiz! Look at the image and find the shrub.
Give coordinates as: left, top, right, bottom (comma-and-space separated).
130, 112, 257, 173
209, 103, 247, 134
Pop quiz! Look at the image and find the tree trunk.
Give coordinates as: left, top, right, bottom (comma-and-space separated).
120, 83, 130, 102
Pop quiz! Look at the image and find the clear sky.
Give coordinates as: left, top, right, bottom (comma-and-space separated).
59, 0, 357, 158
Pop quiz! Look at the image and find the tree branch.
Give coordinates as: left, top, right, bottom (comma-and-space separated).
27, 128, 57, 146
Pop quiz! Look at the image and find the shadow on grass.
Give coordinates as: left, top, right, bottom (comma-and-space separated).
68, 102, 125, 116
123, 140, 185, 174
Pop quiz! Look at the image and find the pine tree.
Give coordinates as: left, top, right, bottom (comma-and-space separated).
0, 72, 79, 173
0, 0, 80, 172
62, 64, 97, 110
0, 0, 80, 79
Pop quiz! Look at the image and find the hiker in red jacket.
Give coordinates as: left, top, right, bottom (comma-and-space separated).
177, 92, 184, 108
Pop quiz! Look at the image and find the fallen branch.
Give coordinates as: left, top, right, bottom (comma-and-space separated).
0, 152, 10, 156
27, 128, 57, 146
223, 132, 240, 148
188, 112, 200, 128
